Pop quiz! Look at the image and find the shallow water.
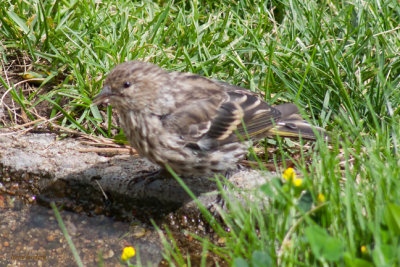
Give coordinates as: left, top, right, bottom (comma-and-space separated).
0, 174, 226, 266
0, 193, 164, 266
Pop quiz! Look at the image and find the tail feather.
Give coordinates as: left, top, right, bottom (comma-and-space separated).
270, 103, 331, 142
270, 120, 330, 142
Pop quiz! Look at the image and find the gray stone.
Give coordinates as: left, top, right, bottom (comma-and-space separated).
0, 129, 274, 219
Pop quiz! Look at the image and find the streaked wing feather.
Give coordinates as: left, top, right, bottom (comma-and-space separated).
201, 91, 283, 147
161, 74, 310, 150
160, 98, 220, 140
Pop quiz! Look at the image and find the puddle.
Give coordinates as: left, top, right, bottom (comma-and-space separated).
0, 172, 226, 266
0, 190, 163, 266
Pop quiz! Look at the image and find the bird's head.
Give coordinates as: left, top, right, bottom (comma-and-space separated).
93, 61, 168, 110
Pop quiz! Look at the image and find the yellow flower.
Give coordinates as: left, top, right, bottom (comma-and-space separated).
293, 178, 303, 187
283, 168, 303, 187
317, 193, 326, 203
361, 245, 367, 254
121, 246, 136, 261
283, 168, 296, 182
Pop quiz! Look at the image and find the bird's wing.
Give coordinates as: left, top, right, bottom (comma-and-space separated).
213, 80, 321, 141
197, 90, 283, 149
160, 96, 222, 140
161, 85, 285, 150
162, 72, 317, 150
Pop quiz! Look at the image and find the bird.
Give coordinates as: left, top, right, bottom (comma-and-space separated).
93, 61, 325, 176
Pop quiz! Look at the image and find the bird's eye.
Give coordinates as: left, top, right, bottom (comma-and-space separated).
123, 81, 131, 88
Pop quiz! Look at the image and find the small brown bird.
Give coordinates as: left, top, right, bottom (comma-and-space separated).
94, 61, 324, 176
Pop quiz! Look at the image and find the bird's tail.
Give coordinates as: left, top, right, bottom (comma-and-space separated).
269, 120, 328, 141
270, 103, 330, 142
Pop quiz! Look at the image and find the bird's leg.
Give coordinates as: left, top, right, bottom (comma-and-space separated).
206, 170, 233, 217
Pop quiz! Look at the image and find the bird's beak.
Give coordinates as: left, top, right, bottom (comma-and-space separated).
93, 85, 112, 105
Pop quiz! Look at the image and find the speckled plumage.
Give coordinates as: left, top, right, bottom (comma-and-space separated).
94, 61, 323, 175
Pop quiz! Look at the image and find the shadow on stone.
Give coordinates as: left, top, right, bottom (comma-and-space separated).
35, 155, 219, 222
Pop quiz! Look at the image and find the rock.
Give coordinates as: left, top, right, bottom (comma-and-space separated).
0, 129, 275, 221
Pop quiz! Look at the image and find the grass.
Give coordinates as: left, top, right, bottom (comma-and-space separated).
1, 0, 400, 266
